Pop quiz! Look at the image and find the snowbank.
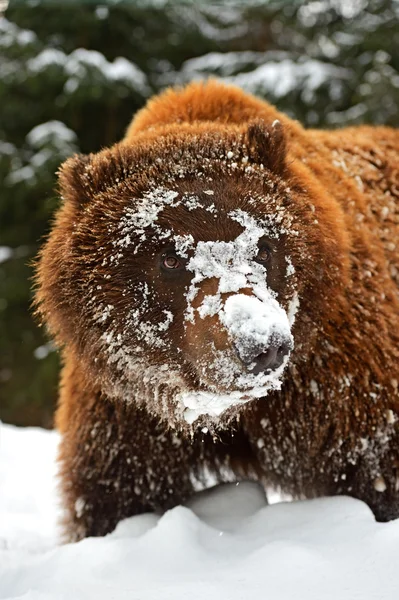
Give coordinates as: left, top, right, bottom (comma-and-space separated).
1, 423, 399, 600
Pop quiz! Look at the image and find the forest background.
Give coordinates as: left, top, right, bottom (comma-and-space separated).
1, 0, 398, 427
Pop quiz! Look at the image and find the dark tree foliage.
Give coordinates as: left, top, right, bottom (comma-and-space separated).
1, 0, 398, 427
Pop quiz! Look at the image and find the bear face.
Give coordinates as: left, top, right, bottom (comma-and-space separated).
37, 120, 348, 429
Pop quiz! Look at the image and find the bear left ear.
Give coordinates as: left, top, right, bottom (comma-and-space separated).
246, 119, 287, 175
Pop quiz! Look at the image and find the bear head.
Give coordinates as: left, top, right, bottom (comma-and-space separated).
36, 119, 349, 430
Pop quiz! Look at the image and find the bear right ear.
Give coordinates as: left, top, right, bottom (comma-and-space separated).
246, 119, 287, 176
58, 147, 134, 206
57, 153, 94, 207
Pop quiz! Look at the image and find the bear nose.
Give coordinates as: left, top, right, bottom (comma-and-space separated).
235, 340, 291, 374
250, 342, 291, 374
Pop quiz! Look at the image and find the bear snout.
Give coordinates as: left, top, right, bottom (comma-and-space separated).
220, 293, 294, 375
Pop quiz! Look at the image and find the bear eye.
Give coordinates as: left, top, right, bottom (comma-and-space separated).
255, 245, 272, 264
162, 255, 183, 270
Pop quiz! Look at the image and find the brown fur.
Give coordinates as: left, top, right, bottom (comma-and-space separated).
35, 80, 399, 541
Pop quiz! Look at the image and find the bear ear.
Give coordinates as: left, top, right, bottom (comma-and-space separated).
57, 153, 95, 207
57, 148, 133, 207
246, 119, 287, 175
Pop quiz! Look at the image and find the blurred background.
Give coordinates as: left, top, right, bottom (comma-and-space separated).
1, 0, 398, 428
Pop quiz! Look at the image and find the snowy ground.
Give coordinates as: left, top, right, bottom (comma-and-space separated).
1, 423, 399, 600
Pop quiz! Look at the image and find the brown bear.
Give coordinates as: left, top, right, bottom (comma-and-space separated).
35, 80, 399, 542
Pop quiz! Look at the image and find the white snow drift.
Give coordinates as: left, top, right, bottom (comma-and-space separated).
1, 423, 399, 600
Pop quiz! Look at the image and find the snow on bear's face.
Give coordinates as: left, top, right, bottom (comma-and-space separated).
87, 172, 301, 425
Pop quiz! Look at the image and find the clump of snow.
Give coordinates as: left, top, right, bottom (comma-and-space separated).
65, 49, 149, 95
180, 390, 248, 424
221, 293, 292, 363
287, 291, 300, 326
197, 294, 222, 319
177, 50, 350, 103
2, 423, 399, 600
26, 120, 78, 149
0, 141, 17, 157
117, 188, 212, 256
27, 48, 66, 71
6, 165, 36, 186
158, 310, 174, 332
186, 481, 267, 530
0, 246, 13, 264
0, 18, 37, 48
33, 343, 53, 360
179, 356, 289, 424
373, 476, 387, 493
115, 188, 179, 254
123, 188, 180, 232
5, 121, 79, 187
103, 307, 173, 354
173, 234, 195, 258
185, 208, 275, 321
229, 59, 347, 100
27, 47, 150, 97
181, 49, 289, 81
286, 256, 295, 277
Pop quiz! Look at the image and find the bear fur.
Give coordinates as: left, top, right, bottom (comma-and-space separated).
35, 80, 399, 542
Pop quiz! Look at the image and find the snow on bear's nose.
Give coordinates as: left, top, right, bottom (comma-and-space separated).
220, 293, 293, 373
